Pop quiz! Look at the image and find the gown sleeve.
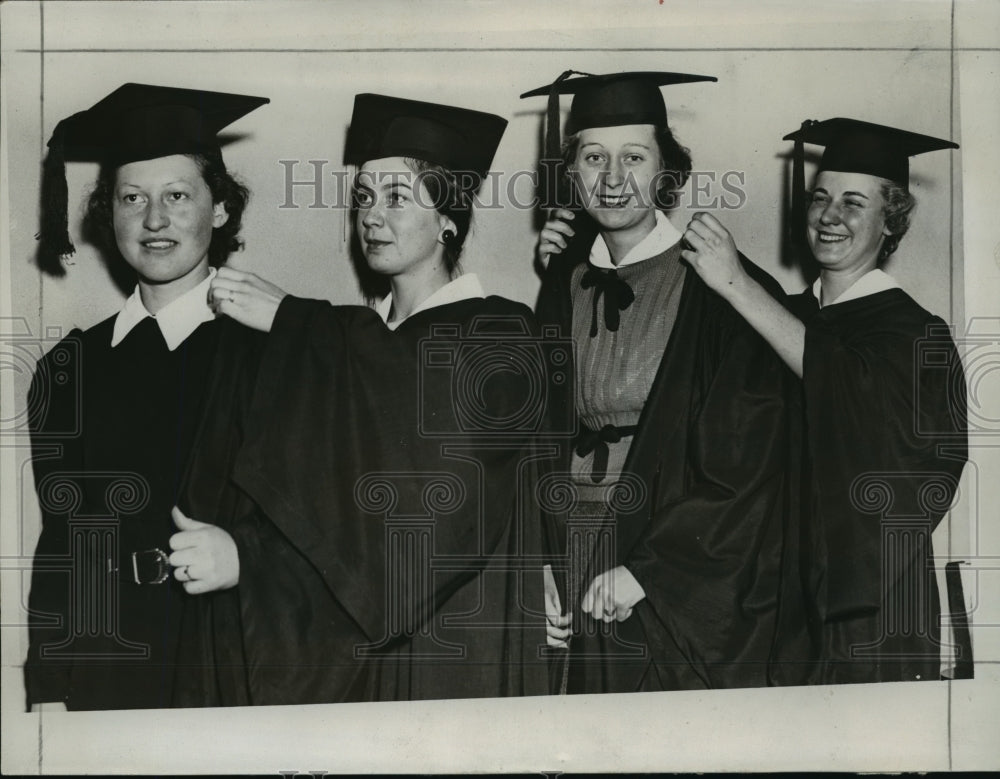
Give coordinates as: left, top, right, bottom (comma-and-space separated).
620, 287, 792, 687
24, 333, 85, 706
533, 256, 574, 600
232, 295, 535, 646
801, 309, 968, 618
174, 314, 372, 706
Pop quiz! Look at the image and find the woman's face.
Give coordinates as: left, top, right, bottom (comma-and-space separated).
113, 154, 227, 288
807, 170, 890, 274
571, 124, 661, 238
355, 157, 452, 278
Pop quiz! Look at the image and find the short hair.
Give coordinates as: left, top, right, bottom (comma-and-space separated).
561, 123, 693, 211
403, 157, 473, 277
879, 178, 917, 263
84, 150, 250, 267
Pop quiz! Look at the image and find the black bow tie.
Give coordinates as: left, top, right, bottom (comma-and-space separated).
574, 423, 638, 484
580, 266, 635, 337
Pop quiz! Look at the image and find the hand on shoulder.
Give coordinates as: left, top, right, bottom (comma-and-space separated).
209, 266, 287, 333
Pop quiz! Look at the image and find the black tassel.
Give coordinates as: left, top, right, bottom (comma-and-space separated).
540, 69, 590, 210
790, 119, 816, 254
36, 120, 76, 274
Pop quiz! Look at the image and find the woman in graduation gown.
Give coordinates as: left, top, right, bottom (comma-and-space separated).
680, 118, 969, 684
25, 84, 268, 710
522, 72, 802, 693
170, 93, 550, 705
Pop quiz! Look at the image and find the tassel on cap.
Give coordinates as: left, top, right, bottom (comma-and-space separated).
790, 119, 815, 253
36, 118, 77, 272
540, 70, 587, 211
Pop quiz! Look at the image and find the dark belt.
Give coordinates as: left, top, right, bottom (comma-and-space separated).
574, 423, 637, 484
109, 548, 170, 585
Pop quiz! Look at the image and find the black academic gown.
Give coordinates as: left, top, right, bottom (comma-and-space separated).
174, 295, 550, 706
25, 316, 221, 710
789, 287, 968, 684
535, 223, 806, 693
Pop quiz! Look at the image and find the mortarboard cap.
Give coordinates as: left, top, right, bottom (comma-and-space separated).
784, 117, 959, 187
38, 83, 269, 267
343, 93, 508, 189
520, 70, 717, 137
783, 117, 959, 250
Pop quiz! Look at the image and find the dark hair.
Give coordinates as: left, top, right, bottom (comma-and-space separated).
561, 123, 693, 211
402, 157, 473, 277
84, 150, 250, 267
879, 178, 916, 263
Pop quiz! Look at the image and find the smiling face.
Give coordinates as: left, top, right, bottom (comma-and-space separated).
807, 170, 891, 275
355, 157, 453, 279
113, 154, 227, 292
571, 124, 661, 240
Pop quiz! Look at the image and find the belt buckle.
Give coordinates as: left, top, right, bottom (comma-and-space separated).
131, 548, 169, 585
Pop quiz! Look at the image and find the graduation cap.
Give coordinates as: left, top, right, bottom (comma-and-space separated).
520, 71, 716, 208
784, 117, 959, 247
343, 93, 508, 189
38, 83, 269, 267
521, 70, 717, 137
785, 117, 959, 187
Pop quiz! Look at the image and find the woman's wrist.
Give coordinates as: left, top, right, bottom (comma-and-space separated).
717, 263, 754, 304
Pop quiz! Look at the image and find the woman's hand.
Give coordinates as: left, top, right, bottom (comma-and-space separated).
681, 212, 748, 298
209, 266, 287, 332
537, 208, 576, 269
543, 564, 572, 648
168, 507, 239, 594
581, 565, 645, 623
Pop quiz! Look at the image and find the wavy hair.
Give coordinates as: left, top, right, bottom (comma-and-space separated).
879, 179, 917, 263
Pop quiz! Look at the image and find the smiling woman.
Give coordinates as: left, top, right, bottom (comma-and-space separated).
679, 117, 968, 684
25, 84, 267, 711
522, 72, 800, 695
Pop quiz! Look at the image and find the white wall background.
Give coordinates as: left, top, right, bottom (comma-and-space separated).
2, 0, 997, 773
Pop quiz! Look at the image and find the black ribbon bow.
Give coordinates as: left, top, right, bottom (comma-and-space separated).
574, 423, 637, 484
580, 266, 635, 337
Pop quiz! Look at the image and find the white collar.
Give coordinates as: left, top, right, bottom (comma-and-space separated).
111, 268, 216, 351
811, 268, 900, 309
375, 273, 486, 331
589, 210, 683, 269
